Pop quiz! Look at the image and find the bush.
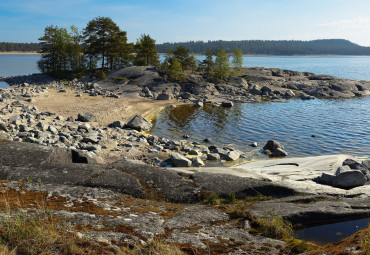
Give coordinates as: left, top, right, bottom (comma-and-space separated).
99, 70, 106, 79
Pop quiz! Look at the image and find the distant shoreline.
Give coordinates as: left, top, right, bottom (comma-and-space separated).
0, 51, 40, 55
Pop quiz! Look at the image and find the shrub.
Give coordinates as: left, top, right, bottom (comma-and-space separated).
99, 70, 106, 79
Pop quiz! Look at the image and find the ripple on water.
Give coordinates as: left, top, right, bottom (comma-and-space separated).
151, 98, 370, 162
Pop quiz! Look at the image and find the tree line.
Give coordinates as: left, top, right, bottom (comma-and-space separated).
156, 39, 370, 55
0, 42, 40, 52
37, 17, 159, 78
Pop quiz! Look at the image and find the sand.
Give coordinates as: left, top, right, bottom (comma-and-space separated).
0, 51, 40, 55
31, 89, 177, 125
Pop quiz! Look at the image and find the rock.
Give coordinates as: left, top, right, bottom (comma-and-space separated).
335, 165, 351, 175
250, 142, 258, 147
333, 170, 367, 189
224, 151, 240, 161
0, 122, 7, 131
285, 90, 295, 98
272, 148, 288, 157
315, 173, 335, 185
221, 101, 234, 107
108, 121, 125, 129
126, 115, 152, 131
203, 138, 212, 143
183, 135, 190, 139
156, 92, 174, 100
363, 160, 370, 170
188, 149, 200, 156
77, 112, 97, 122
342, 158, 369, 175
194, 101, 203, 107
170, 153, 192, 167
47, 126, 58, 135
207, 153, 221, 160
192, 157, 205, 167
263, 140, 284, 151
300, 94, 315, 100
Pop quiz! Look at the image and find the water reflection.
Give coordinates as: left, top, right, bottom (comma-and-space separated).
151, 98, 370, 161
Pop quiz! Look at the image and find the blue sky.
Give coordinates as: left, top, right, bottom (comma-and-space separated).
1, 0, 370, 46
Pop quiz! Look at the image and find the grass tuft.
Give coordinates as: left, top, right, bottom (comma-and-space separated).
0, 210, 83, 255
252, 209, 293, 239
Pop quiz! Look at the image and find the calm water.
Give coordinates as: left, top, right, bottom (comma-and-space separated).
160, 55, 370, 81
0, 54, 40, 88
295, 218, 370, 245
152, 98, 370, 162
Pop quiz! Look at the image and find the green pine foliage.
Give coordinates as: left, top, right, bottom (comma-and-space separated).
213, 48, 230, 81
232, 48, 243, 70
134, 34, 160, 66
156, 39, 370, 55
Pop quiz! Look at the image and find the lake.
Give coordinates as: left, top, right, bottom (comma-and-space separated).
0, 54, 40, 88
151, 98, 370, 164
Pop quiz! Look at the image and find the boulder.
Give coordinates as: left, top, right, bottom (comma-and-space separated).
263, 140, 284, 152
207, 153, 221, 160
108, 121, 125, 129
285, 90, 295, 98
333, 170, 367, 189
335, 165, 351, 175
192, 157, 205, 167
126, 115, 152, 131
363, 160, 370, 170
194, 101, 203, 107
224, 151, 240, 161
300, 94, 315, 100
170, 153, 192, 167
342, 158, 369, 175
249, 142, 258, 147
272, 148, 288, 157
221, 101, 234, 107
77, 112, 97, 122
156, 92, 174, 100
314, 173, 335, 185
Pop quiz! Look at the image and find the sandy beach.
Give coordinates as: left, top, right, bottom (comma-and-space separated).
0, 51, 40, 55
31, 89, 177, 125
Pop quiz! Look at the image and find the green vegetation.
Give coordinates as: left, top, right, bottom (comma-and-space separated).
231, 48, 243, 71
134, 34, 159, 66
83, 17, 132, 70
0, 42, 40, 52
37, 17, 159, 78
362, 224, 370, 255
157, 39, 370, 55
252, 210, 293, 239
0, 211, 83, 254
213, 48, 230, 81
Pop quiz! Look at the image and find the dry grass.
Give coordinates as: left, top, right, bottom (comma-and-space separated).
252, 210, 294, 240
0, 210, 83, 255
120, 240, 187, 255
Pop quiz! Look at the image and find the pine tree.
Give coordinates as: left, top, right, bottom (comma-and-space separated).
232, 48, 243, 71
201, 48, 214, 75
213, 48, 230, 81
83, 17, 131, 69
134, 34, 159, 66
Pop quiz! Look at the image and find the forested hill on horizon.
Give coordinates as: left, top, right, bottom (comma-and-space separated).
156, 39, 370, 55
2, 39, 370, 55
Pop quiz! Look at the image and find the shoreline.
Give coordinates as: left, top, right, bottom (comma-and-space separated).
0, 51, 40, 55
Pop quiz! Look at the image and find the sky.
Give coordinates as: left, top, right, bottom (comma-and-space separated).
1, 0, 370, 46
